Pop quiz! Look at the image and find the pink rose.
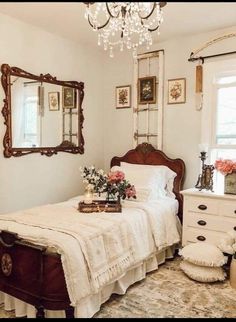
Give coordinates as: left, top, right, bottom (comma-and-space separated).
125, 185, 136, 199
108, 170, 125, 183
215, 159, 236, 175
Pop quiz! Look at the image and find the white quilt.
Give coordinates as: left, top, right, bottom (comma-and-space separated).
0, 196, 181, 307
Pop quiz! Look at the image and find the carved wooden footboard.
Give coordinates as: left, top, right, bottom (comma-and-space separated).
0, 230, 74, 318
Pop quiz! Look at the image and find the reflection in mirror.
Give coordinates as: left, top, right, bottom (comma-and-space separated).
1, 64, 84, 157
12, 78, 43, 148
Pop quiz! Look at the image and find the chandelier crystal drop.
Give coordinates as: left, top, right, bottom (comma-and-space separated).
84, 2, 166, 58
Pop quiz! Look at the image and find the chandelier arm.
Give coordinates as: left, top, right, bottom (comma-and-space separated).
138, 3, 157, 20
106, 3, 120, 19
88, 15, 111, 30
147, 24, 160, 32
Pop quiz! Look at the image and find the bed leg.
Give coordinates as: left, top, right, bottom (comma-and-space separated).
65, 306, 75, 318
35, 305, 45, 318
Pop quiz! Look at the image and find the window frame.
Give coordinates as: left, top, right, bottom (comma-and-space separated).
202, 59, 236, 192
211, 79, 236, 150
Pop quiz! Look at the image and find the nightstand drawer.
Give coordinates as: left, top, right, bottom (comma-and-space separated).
186, 212, 236, 233
185, 196, 218, 215
185, 227, 225, 245
219, 201, 236, 218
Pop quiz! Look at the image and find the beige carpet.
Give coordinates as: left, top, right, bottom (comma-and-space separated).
1, 256, 236, 318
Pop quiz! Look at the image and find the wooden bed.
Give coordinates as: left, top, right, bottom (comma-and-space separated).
0, 143, 185, 318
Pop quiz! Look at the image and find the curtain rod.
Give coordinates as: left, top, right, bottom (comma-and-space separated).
188, 50, 236, 63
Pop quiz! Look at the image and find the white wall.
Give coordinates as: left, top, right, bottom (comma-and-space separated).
103, 26, 236, 189
0, 13, 104, 213
0, 11, 235, 214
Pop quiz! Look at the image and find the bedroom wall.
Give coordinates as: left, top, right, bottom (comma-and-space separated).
103, 25, 236, 189
0, 13, 104, 213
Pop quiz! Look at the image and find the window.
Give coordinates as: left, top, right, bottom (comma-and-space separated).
23, 95, 39, 147
214, 75, 236, 146
202, 59, 236, 192
20, 83, 41, 148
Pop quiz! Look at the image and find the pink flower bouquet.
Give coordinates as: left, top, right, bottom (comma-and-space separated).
81, 167, 136, 201
214, 159, 236, 176
107, 170, 136, 201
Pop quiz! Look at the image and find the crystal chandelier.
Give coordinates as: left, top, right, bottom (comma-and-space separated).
84, 2, 167, 58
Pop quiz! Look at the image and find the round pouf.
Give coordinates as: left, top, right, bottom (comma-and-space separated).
179, 242, 227, 283
180, 260, 226, 282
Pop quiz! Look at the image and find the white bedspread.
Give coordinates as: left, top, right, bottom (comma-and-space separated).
0, 196, 181, 309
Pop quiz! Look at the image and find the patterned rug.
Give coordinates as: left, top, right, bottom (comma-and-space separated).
1, 256, 236, 318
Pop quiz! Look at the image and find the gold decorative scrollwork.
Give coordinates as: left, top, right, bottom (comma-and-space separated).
1, 253, 12, 277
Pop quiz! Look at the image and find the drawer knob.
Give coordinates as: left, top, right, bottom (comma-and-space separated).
234, 227, 236, 231
198, 204, 207, 210
197, 235, 206, 241
198, 220, 206, 226
234, 210, 236, 214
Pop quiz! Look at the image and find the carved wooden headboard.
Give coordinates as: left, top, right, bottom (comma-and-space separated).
110, 143, 186, 222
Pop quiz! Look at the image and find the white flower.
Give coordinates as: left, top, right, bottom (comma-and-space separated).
87, 183, 94, 190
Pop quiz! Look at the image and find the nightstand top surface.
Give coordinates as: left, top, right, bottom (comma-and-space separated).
181, 188, 236, 200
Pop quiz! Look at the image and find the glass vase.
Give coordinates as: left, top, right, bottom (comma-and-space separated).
84, 185, 94, 204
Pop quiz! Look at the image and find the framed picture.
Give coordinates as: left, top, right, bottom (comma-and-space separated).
116, 85, 131, 109
48, 92, 60, 111
62, 86, 76, 109
168, 78, 186, 104
138, 76, 156, 105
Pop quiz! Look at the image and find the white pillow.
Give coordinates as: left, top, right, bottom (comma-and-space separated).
120, 162, 177, 199
132, 187, 153, 202
110, 165, 166, 201
179, 242, 228, 267
180, 260, 226, 282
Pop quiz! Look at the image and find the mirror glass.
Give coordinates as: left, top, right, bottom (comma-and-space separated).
1, 64, 84, 157
11, 76, 80, 148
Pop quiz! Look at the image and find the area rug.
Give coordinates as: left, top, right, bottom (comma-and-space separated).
95, 256, 236, 318
0, 256, 236, 318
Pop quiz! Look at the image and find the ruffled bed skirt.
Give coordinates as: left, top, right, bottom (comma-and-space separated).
0, 245, 177, 318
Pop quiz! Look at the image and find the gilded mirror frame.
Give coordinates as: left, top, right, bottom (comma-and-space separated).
1, 64, 85, 157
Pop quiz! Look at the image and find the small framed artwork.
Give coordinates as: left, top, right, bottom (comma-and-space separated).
48, 92, 60, 111
138, 76, 156, 105
168, 78, 186, 104
62, 86, 76, 109
116, 85, 131, 109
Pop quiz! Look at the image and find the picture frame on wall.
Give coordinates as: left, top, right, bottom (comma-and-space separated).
116, 85, 131, 109
138, 76, 156, 105
62, 86, 76, 109
48, 92, 60, 111
167, 78, 186, 104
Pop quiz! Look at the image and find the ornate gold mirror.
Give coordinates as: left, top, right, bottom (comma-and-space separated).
1, 64, 84, 157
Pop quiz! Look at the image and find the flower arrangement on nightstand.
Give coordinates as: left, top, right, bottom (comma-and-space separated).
214, 159, 236, 195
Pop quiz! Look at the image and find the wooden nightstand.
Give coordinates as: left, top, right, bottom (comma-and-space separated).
181, 188, 236, 246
